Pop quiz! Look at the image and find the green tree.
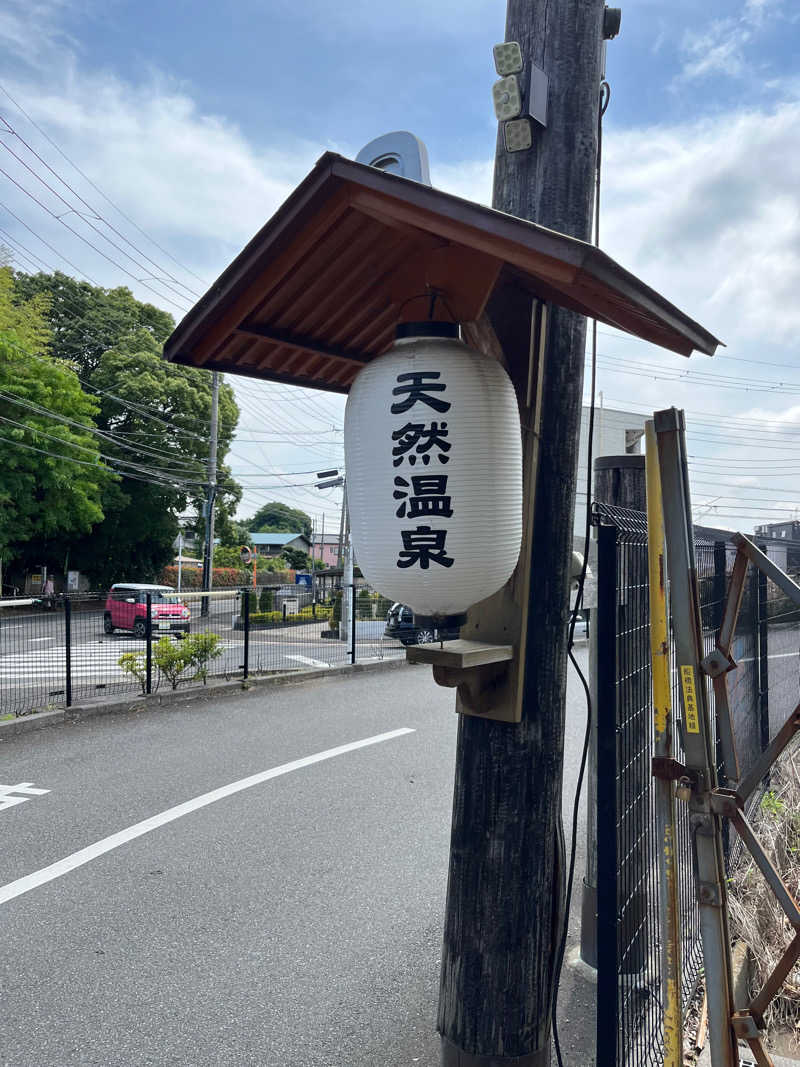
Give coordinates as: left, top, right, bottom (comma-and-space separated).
0, 269, 110, 565
281, 547, 311, 570
12, 271, 174, 375
68, 328, 239, 586
248, 501, 312, 539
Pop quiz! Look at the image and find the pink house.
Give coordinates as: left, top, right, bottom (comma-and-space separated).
312, 533, 341, 569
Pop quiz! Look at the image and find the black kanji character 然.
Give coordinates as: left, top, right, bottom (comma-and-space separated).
391, 421, 450, 467
390, 372, 451, 414
393, 475, 453, 519
396, 525, 454, 569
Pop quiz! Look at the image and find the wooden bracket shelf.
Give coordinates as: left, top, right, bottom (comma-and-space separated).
405, 640, 517, 722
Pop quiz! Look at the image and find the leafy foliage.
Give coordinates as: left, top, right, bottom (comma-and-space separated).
280, 546, 312, 570
5, 270, 242, 586
13, 271, 174, 375
118, 651, 148, 694
0, 269, 110, 562
152, 632, 223, 689
248, 501, 312, 539
212, 545, 283, 571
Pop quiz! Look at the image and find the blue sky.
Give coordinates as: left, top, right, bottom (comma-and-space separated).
1, 0, 799, 533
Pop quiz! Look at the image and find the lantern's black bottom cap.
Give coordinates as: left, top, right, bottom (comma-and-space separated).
395, 321, 460, 340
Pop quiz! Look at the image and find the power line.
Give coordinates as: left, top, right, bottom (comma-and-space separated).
0, 81, 210, 289
0, 134, 198, 308
0, 162, 190, 313
0, 197, 102, 284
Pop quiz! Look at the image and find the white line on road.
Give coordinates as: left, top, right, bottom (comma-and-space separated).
285, 654, 330, 668
737, 652, 798, 664
0, 728, 415, 907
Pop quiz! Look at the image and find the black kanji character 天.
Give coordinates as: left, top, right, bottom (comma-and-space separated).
391, 421, 450, 467
393, 475, 453, 519
396, 525, 454, 569
390, 372, 451, 414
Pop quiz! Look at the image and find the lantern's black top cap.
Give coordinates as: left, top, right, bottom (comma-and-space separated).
395, 321, 460, 340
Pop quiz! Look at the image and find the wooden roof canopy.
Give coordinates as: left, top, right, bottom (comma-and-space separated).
163, 152, 721, 393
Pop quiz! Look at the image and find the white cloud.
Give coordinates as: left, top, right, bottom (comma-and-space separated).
3, 71, 323, 269
599, 100, 800, 349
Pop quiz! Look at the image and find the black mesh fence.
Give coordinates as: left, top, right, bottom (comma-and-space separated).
0, 583, 405, 719
593, 506, 792, 1067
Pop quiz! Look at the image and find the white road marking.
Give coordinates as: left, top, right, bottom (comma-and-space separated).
285, 654, 330, 668
0, 782, 50, 812
737, 652, 798, 664
0, 728, 415, 906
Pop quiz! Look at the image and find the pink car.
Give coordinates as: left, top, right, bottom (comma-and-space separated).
104, 583, 190, 638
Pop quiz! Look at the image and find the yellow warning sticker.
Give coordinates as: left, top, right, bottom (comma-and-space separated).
680, 665, 700, 734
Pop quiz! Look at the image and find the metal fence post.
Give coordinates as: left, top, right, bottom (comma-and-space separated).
757, 554, 770, 756
145, 592, 152, 695
712, 540, 732, 867
595, 520, 619, 1067
64, 596, 72, 708
350, 584, 356, 664
655, 407, 737, 1067
243, 588, 250, 680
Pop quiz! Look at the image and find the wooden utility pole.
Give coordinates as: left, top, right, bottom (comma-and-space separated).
438, 3, 608, 1064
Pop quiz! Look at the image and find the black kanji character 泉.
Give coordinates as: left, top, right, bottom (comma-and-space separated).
393, 475, 453, 519
390, 372, 451, 414
396, 526, 454, 569
391, 421, 450, 467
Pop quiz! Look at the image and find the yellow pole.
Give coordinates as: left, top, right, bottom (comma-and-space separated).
646, 419, 682, 1067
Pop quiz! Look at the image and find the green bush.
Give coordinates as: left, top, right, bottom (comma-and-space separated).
259, 587, 274, 612
117, 632, 223, 691
330, 590, 343, 634
119, 651, 147, 694
153, 633, 223, 690
240, 589, 258, 618
248, 605, 331, 625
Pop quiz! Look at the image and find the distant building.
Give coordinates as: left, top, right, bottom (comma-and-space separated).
312, 532, 341, 569
249, 532, 311, 557
754, 520, 800, 571
574, 404, 648, 542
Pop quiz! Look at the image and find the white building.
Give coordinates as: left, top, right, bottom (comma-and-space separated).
574, 404, 648, 539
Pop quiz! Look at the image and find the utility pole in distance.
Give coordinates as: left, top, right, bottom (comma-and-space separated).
201, 369, 220, 617
438, 3, 610, 1065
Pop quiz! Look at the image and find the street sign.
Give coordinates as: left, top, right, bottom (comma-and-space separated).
295, 573, 312, 587
240, 546, 252, 564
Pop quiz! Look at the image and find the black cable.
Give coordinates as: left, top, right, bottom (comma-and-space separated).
551, 77, 610, 1067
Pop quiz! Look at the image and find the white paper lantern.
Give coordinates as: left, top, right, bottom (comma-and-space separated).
344, 323, 523, 617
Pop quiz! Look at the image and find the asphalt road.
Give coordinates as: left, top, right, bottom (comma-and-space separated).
1, 648, 594, 1067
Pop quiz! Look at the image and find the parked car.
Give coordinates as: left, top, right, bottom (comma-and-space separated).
384, 603, 460, 646
104, 583, 190, 638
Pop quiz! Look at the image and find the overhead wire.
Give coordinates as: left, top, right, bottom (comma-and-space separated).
0, 133, 197, 307
0, 80, 210, 288
0, 162, 191, 312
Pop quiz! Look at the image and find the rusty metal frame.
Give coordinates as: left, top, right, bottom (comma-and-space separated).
699, 532, 800, 1065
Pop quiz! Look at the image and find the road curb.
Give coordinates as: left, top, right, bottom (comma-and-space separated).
0, 656, 413, 742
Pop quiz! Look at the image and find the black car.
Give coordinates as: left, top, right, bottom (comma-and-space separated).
384, 603, 461, 646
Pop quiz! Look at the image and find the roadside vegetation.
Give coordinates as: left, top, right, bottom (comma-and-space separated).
118, 633, 224, 692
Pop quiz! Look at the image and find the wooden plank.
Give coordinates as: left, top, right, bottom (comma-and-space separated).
234, 323, 369, 367
187, 186, 353, 365
405, 640, 514, 669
